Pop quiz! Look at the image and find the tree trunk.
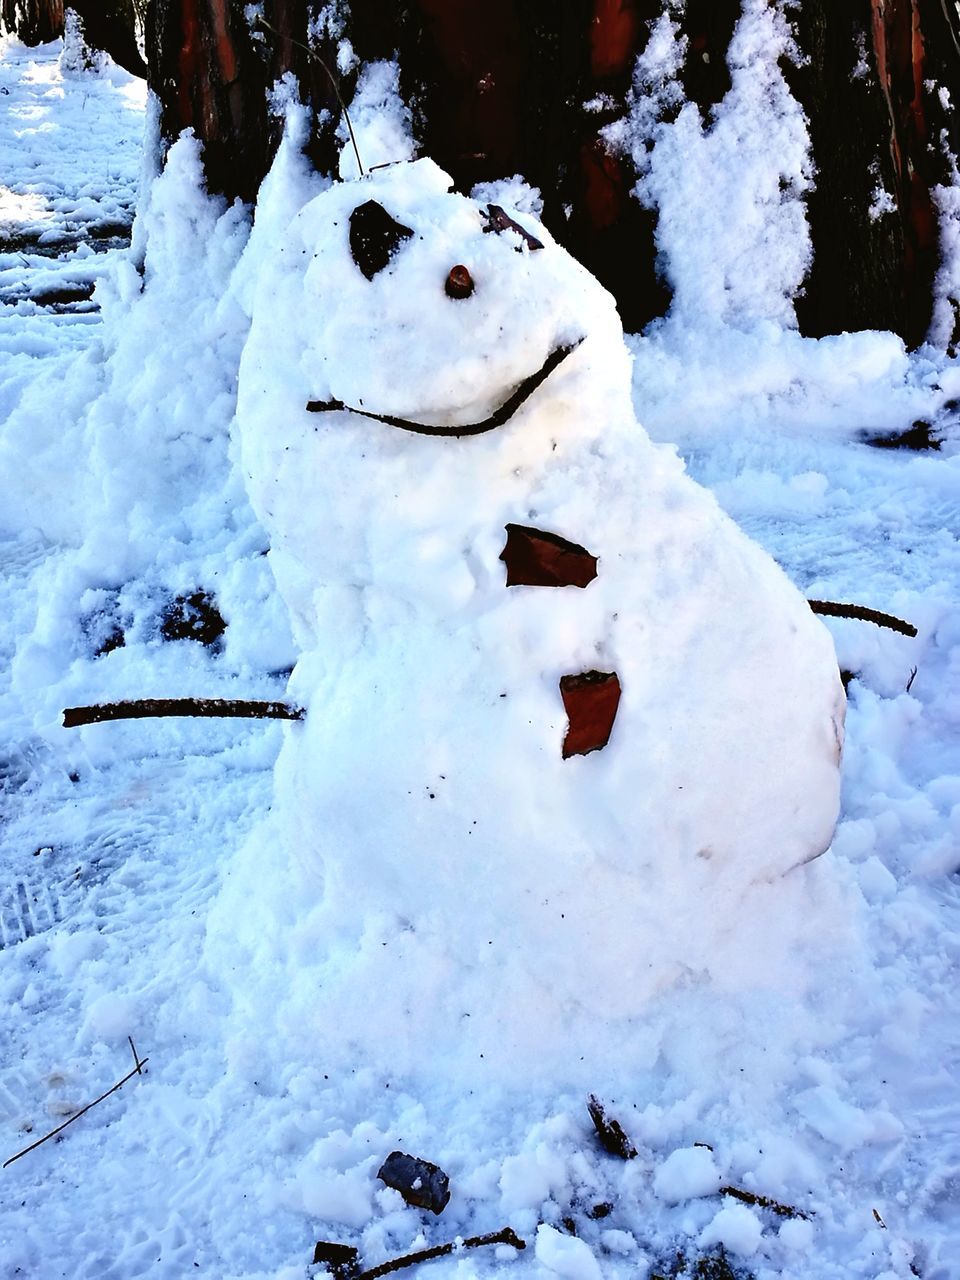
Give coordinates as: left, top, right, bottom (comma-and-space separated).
679, 0, 739, 112
2, 0, 64, 44
144, 1, 960, 347
146, 0, 271, 203
68, 1, 147, 78
348, 0, 669, 331
786, 0, 959, 347
145, 0, 351, 202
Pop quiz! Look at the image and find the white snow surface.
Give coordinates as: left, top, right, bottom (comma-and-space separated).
607, 0, 813, 333
233, 156, 844, 1080
0, 35, 958, 1280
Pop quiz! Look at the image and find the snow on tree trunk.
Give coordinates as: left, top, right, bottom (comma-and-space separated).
145, 0, 349, 202
67, 1, 147, 78
364, 0, 668, 331
1, 0, 64, 44
788, 0, 960, 347
144, 0, 960, 347
146, 0, 271, 203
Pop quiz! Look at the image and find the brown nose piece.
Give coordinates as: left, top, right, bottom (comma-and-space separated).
445, 264, 475, 299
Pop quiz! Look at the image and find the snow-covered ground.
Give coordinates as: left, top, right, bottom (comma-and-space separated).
0, 33, 959, 1280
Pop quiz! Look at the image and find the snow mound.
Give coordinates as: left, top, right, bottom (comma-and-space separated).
225, 156, 845, 1082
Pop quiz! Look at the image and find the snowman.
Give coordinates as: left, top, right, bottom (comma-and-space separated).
234, 158, 844, 1072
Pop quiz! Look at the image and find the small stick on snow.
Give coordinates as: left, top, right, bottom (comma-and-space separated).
306, 342, 582, 438
62, 699, 305, 728
587, 1094, 637, 1159
128, 1037, 145, 1074
3, 1048, 149, 1170
353, 1227, 525, 1279
808, 600, 918, 637
251, 14, 364, 177
719, 1185, 811, 1220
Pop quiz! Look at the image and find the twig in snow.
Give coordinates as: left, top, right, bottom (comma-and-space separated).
62, 698, 305, 728
252, 14, 364, 177
587, 1094, 637, 1159
353, 1227, 525, 1279
127, 1037, 145, 1074
306, 342, 582, 438
3, 1044, 149, 1169
808, 600, 918, 637
312, 1240, 360, 1277
719, 1185, 811, 1220
862, 421, 941, 451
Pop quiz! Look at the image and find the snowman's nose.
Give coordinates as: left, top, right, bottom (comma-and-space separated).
445, 264, 475, 299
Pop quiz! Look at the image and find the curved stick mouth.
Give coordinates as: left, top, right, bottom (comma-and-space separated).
305, 339, 583, 438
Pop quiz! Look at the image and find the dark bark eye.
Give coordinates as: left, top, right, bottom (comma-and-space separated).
482, 204, 544, 251
445, 264, 475, 298
349, 201, 414, 279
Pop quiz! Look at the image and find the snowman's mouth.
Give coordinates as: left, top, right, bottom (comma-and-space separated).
305, 339, 582, 438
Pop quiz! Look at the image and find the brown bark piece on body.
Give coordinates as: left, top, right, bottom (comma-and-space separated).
560, 670, 621, 758
500, 524, 598, 589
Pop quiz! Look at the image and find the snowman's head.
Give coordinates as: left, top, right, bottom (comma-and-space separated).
283, 159, 624, 431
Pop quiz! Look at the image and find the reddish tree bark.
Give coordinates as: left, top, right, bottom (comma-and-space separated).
147, 0, 352, 201
147, 0, 271, 202
143, 1, 960, 347
404, 0, 526, 186
870, 0, 939, 340
378, 0, 668, 329
788, 0, 960, 346
574, 0, 669, 330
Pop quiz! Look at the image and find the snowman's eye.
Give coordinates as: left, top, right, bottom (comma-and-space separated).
349, 200, 413, 280
445, 265, 475, 299
482, 203, 544, 252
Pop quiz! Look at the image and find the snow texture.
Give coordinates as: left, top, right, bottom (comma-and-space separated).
233, 155, 844, 1082
653, 1145, 723, 1203
607, 0, 812, 332
338, 59, 415, 181
535, 1224, 603, 1279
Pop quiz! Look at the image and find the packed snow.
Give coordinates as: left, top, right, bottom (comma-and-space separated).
232, 153, 844, 1079
0, 25, 959, 1280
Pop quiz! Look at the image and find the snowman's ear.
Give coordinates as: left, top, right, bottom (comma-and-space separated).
349, 201, 414, 280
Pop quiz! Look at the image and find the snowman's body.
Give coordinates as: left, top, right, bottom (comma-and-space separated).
236, 160, 843, 1065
